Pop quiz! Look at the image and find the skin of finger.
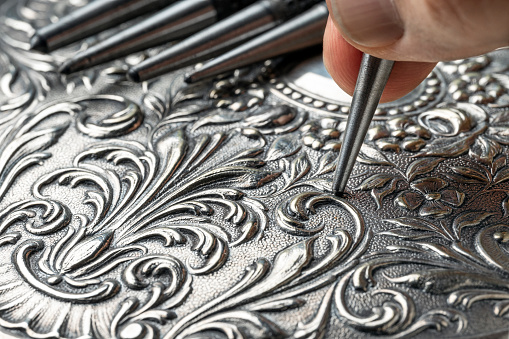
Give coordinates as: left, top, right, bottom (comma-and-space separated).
323, 17, 436, 103
327, 0, 509, 62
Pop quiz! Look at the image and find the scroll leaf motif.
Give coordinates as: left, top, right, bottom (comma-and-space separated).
452, 211, 494, 239
282, 152, 311, 189
248, 298, 305, 312
293, 283, 335, 339
386, 269, 509, 294
487, 126, 509, 145
60, 231, 114, 273
450, 166, 490, 183
244, 105, 296, 129
258, 238, 314, 292
406, 158, 444, 182
417, 134, 477, 158
191, 111, 243, 132
291, 178, 332, 192
335, 272, 415, 334
392, 309, 467, 338
418, 107, 473, 137
266, 135, 301, 161
493, 167, 509, 184
492, 156, 507, 175
0, 53, 36, 126
178, 310, 286, 339
503, 196, 509, 217
357, 144, 394, 166
371, 179, 399, 210
356, 173, 396, 190
469, 136, 502, 165
0, 101, 81, 201
316, 151, 337, 175
142, 92, 167, 120
476, 225, 509, 271
75, 95, 143, 138
380, 228, 436, 240
385, 217, 439, 232
162, 103, 212, 126
0, 200, 71, 238
230, 168, 283, 189
114, 255, 192, 338
166, 239, 316, 338
14, 240, 122, 303
384, 218, 449, 239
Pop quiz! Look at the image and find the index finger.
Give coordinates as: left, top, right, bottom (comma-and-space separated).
323, 17, 437, 103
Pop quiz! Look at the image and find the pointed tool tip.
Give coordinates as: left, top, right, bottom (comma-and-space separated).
183, 72, 195, 84
184, 70, 205, 84
126, 68, 141, 83
29, 34, 48, 53
58, 60, 74, 75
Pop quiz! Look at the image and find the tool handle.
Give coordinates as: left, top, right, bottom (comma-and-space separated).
266, 0, 325, 21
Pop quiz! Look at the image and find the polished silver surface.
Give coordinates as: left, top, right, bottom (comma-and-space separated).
1, 0, 509, 338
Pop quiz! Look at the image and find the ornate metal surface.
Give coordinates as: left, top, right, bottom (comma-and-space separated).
1, 0, 509, 338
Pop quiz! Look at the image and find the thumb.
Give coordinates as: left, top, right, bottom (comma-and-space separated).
328, 0, 509, 62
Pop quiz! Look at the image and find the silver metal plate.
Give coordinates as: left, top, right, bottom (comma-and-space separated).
1, 0, 509, 338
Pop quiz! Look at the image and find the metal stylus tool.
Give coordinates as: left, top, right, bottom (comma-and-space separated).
332, 54, 394, 196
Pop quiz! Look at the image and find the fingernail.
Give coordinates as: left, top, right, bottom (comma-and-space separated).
330, 0, 403, 47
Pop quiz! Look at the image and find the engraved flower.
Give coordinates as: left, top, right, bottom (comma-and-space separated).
395, 177, 465, 218
300, 118, 345, 151
367, 117, 431, 152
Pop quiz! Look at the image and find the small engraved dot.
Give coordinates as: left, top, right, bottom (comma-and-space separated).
292, 92, 302, 100
313, 101, 325, 108
425, 87, 440, 94
303, 97, 313, 104
282, 87, 292, 95
403, 105, 415, 112
414, 100, 426, 107
427, 79, 440, 86
327, 104, 339, 111
120, 323, 145, 339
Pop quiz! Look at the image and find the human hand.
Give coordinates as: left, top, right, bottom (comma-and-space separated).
323, 0, 509, 102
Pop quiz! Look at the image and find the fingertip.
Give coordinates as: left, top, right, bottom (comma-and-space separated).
381, 61, 437, 102
323, 18, 437, 103
323, 17, 362, 98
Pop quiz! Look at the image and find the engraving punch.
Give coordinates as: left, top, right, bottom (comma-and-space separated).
29, 0, 175, 53
127, 0, 322, 83
185, 3, 329, 84
59, 0, 260, 75
331, 54, 394, 196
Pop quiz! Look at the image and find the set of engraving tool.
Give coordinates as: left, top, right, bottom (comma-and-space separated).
31, 0, 394, 194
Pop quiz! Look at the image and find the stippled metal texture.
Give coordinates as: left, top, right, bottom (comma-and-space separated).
1, 0, 509, 338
